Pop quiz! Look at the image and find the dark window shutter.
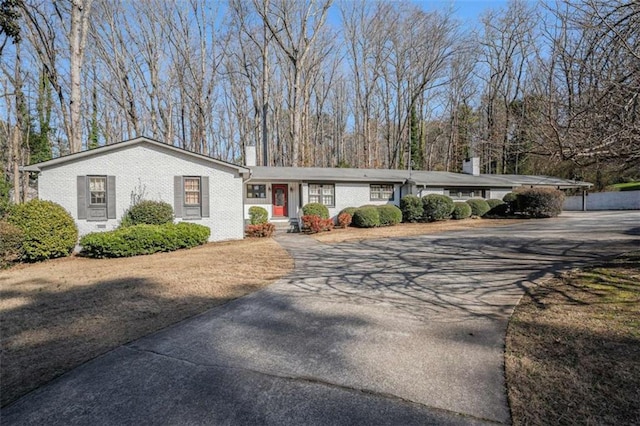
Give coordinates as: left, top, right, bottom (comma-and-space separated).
201, 176, 210, 218
174, 176, 183, 218
107, 176, 116, 219
77, 176, 87, 219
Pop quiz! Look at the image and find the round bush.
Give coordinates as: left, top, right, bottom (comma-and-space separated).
516, 187, 565, 218
0, 220, 24, 266
377, 205, 402, 226
302, 203, 329, 219
400, 195, 423, 223
486, 199, 505, 209
422, 194, 454, 221
352, 206, 380, 228
121, 200, 174, 227
80, 222, 210, 258
484, 203, 510, 218
466, 198, 491, 217
339, 207, 357, 217
249, 206, 269, 225
7, 200, 78, 262
452, 202, 472, 220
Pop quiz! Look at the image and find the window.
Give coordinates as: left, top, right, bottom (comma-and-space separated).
247, 184, 266, 199
446, 188, 486, 199
309, 184, 334, 206
370, 184, 394, 201
89, 176, 106, 205
184, 177, 201, 206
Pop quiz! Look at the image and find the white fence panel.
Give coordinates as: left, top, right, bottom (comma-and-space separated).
564, 190, 640, 211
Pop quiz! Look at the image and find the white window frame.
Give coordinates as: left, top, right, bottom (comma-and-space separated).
370, 184, 394, 201
308, 183, 335, 207
88, 176, 107, 206
184, 176, 201, 207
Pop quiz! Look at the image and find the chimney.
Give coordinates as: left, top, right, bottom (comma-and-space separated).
462, 157, 480, 176
245, 145, 256, 167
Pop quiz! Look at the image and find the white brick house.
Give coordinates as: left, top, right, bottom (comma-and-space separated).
23, 137, 249, 242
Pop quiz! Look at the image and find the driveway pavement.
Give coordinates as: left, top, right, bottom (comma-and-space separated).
3, 211, 638, 425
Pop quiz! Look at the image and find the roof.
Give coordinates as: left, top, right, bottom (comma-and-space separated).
21, 136, 250, 174
483, 174, 592, 189
251, 167, 516, 187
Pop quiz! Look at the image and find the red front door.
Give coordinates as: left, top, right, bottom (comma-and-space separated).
272, 184, 288, 217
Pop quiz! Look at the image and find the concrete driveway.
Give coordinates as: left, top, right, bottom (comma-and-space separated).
3, 211, 639, 425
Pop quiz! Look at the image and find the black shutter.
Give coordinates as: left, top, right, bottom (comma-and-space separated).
107, 176, 116, 219
201, 176, 209, 218
77, 176, 87, 219
174, 176, 183, 218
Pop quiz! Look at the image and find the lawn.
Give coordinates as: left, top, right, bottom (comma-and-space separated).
0, 238, 293, 407
505, 252, 640, 425
311, 218, 523, 243
611, 181, 640, 191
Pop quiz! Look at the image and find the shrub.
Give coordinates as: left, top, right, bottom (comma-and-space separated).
422, 194, 454, 221
516, 187, 565, 218
452, 202, 472, 220
7, 200, 78, 262
484, 203, 510, 218
466, 198, 491, 217
400, 195, 423, 223
302, 203, 329, 219
301, 215, 334, 233
245, 223, 276, 238
121, 200, 174, 227
80, 222, 210, 258
487, 199, 505, 209
377, 205, 402, 226
339, 207, 357, 218
352, 206, 380, 228
249, 206, 269, 225
0, 220, 24, 267
337, 212, 352, 228
503, 192, 517, 207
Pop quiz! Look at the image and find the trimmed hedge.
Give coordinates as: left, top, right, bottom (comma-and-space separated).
422, 194, 454, 221
80, 222, 210, 258
400, 195, 423, 223
452, 202, 472, 220
301, 215, 334, 233
352, 206, 380, 228
0, 220, 24, 267
516, 187, 565, 218
466, 198, 491, 217
249, 206, 269, 225
486, 199, 505, 209
121, 200, 173, 227
302, 203, 329, 219
7, 200, 78, 262
245, 223, 276, 237
339, 207, 357, 218
377, 205, 402, 226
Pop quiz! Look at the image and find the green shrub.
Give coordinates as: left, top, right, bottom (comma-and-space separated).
302, 203, 329, 219
0, 220, 24, 267
121, 200, 174, 227
7, 200, 78, 262
352, 206, 380, 228
339, 207, 357, 218
484, 203, 510, 218
422, 194, 454, 221
377, 205, 402, 226
249, 206, 269, 225
516, 187, 565, 218
466, 198, 491, 217
80, 222, 210, 258
400, 195, 423, 222
452, 202, 472, 220
487, 199, 505, 209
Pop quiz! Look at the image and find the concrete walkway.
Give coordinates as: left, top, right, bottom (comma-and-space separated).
3, 211, 639, 425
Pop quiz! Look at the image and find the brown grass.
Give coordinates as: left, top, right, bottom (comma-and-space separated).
505, 252, 640, 425
0, 238, 293, 407
311, 218, 523, 243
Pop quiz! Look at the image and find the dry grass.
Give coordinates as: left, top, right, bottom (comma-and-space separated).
0, 238, 293, 407
311, 218, 523, 243
506, 252, 640, 425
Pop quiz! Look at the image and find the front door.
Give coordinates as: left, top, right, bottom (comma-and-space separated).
272, 184, 288, 217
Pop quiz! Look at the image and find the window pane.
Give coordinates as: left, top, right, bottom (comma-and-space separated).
247, 184, 266, 199
89, 177, 105, 192
184, 178, 200, 192
185, 192, 200, 204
